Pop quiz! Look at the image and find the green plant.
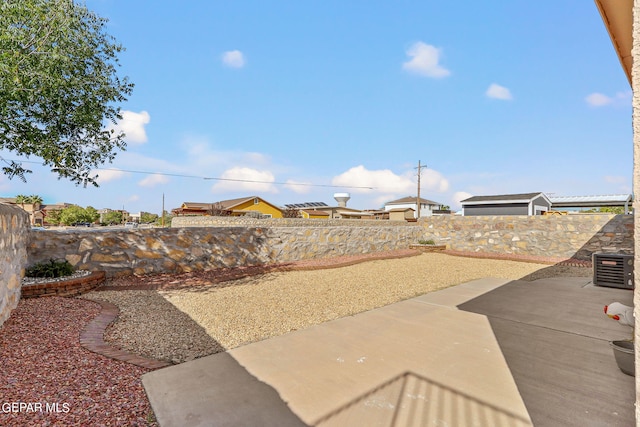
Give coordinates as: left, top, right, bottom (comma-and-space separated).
418, 239, 436, 245
25, 259, 75, 278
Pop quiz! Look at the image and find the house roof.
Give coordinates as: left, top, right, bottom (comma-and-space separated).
388, 207, 415, 213
385, 196, 439, 206
216, 197, 259, 209
180, 202, 220, 210
595, 0, 632, 85
548, 194, 632, 208
338, 209, 372, 217
285, 202, 329, 209
461, 192, 548, 205
301, 209, 329, 216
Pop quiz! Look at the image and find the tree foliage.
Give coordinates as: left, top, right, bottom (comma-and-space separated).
58, 204, 98, 225
0, 0, 133, 186
101, 210, 123, 225
140, 212, 158, 223
44, 207, 61, 225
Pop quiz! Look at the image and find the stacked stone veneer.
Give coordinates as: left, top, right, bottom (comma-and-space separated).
27, 225, 423, 277
26, 214, 633, 277
171, 216, 413, 228
0, 204, 29, 327
421, 214, 633, 260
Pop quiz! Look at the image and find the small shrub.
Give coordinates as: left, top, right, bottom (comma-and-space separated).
418, 239, 436, 245
25, 259, 75, 278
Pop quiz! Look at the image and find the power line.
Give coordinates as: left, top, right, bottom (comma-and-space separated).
4, 159, 376, 190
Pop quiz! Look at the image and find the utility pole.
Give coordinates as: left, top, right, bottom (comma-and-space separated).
161, 193, 165, 228
415, 161, 427, 218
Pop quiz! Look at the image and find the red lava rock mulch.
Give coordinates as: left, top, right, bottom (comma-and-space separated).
0, 297, 156, 427
442, 249, 593, 267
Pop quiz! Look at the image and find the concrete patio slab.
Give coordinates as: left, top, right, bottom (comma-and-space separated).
142, 276, 635, 426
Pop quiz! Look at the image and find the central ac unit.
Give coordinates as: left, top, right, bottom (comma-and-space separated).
593, 253, 634, 289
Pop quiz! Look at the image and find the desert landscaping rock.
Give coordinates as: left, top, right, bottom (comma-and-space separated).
86, 252, 591, 363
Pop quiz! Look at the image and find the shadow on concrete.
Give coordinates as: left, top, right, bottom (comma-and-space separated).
457, 278, 634, 427
142, 351, 308, 427
313, 371, 531, 427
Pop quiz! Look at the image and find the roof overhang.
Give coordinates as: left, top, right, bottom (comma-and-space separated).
595, 0, 633, 85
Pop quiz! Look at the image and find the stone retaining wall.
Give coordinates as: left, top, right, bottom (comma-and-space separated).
25, 214, 634, 277
420, 214, 633, 260
0, 204, 29, 327
171, 216, 413, 228
27, 225, 423, 276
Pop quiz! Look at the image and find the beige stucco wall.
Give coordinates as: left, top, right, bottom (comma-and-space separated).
633, 0, 640, 417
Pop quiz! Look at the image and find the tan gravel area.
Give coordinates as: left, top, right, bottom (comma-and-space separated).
86, 252, 591, 364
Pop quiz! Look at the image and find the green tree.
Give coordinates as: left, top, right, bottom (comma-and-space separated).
101, 210, 123, 225
44, 208, 61, 225
59, 205, 95, 225
0, 0, 133, 186
140, 212, 158, 223
85, 205, 99, 223
14, 194, 27, 207
26, 194, 43, 204
602, 206, 629, 214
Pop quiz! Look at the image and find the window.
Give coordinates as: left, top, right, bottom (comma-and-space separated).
254, 198, 259, 204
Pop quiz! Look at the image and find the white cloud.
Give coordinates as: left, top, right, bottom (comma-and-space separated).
486, 83, 513, 100
421, 169, 450, 193
222, 50, 246, 68
586, 91, 631, 107
128, 195, 140, 202
94, 168, 129, 184
585, 93, 612, 107
285, 179, 312, 194
139, 173, 169, 188
332, 165, 413, 194
211, 167, 277, 193
402, 42, 450, 78
604, 175, 627, 184
332, 165, 450, 197
452, 191, 473, 209
108, 110, 150, 144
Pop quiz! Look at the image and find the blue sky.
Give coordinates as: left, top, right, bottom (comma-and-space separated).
1, 1, 632, 214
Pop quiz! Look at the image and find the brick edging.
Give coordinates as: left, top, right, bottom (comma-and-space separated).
442, 250, 593, 267
79, 298, 171, 370
22, 271, 107, 298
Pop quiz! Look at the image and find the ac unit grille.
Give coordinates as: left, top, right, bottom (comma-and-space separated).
593, 253, 634, 289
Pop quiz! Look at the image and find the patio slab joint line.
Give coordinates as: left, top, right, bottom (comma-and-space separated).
78, 297, 171, 370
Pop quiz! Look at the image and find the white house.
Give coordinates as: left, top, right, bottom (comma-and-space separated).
384, 196, 441, 218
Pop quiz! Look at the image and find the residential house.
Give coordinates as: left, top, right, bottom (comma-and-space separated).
173, 196, 284, 218
460, 192, 551, 216
384, 196, 442, 218
0, 197, 70, 226
300, 209, 330, 219
284, 201, 371, 220
388, 207, 416, 221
